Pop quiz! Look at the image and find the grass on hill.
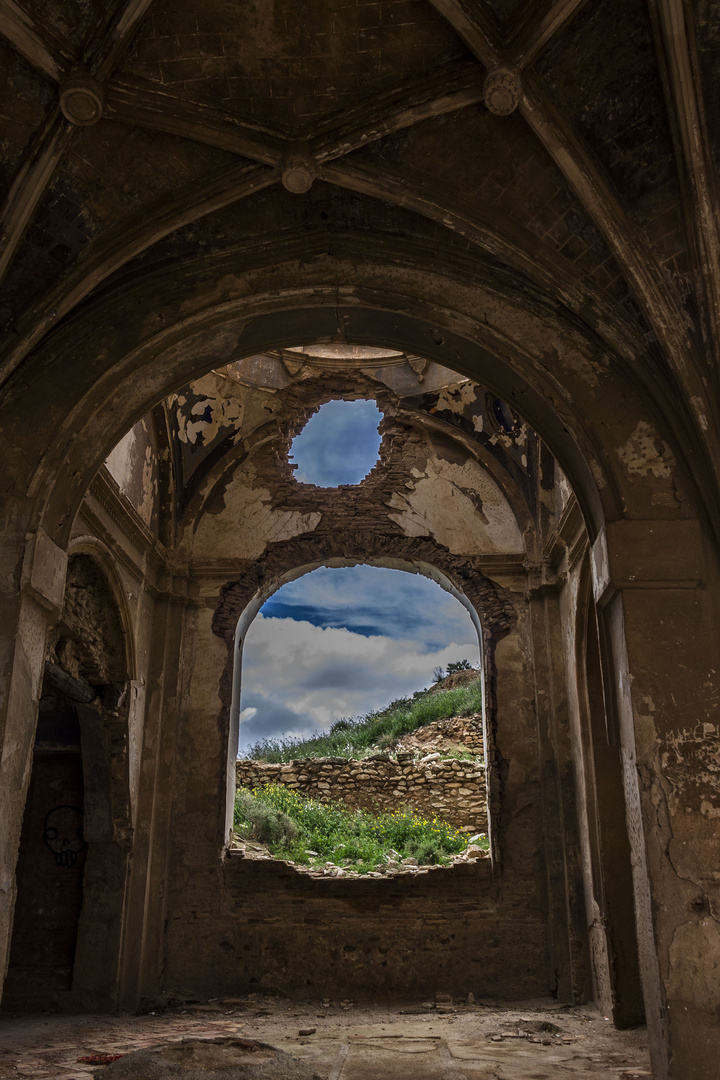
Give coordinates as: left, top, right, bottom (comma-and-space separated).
234, 783, 484, 874
244, 677, 483, 763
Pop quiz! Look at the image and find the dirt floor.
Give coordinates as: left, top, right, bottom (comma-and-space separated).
0, 996, 652, 1079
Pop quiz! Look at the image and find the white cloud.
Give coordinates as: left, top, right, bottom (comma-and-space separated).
261, 564, 476, 646
238, 613, 479, 752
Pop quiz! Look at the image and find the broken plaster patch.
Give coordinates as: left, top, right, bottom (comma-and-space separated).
661, 721, 720, 816
617, 420, 676, 479
173, 375, 243, 445
193, 472, 321, 560
433, 381, 478, 415
386, 456, 523, 555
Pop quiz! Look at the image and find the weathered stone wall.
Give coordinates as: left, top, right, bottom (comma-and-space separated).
2, 2, 720, 1066
394, 712, 485, 754
235, 752, 488, 833
162, 855, 550, 1003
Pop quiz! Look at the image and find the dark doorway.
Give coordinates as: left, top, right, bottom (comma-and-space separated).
3, 697, 87, 1007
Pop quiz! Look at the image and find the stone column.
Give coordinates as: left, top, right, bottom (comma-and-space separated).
594, 519, 720, 1080
488, 585, 555, 997
0, 527, 66, 998
563, 570, 644, 1028
527, 572, 590, 1005
118, 576, 190, 1009
159, 579, 237, 1000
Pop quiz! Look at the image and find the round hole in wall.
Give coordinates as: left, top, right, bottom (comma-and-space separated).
289, 399, 382, 486
487, 395, 520, 434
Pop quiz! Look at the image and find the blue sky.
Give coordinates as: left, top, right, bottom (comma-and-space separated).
290, 399, 382, 486
238, 566, 480, 755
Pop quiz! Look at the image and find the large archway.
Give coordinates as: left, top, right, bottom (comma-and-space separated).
0, 251, 713, 1078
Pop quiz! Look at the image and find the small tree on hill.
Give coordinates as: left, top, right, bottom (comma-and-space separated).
446, 659, 473, 676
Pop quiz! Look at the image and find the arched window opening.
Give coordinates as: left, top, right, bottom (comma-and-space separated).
232, 565, 489, 879
289, 398, 382, 487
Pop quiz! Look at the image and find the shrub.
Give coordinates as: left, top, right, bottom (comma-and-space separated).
330, 718, 352, 733
234, 787, 298, 846
244, 679, 483, 763
234, 785, 469, 874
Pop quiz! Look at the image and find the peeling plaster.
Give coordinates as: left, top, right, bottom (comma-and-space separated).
433, 380, 478, 415
617, 420, 677, 479
386, 456, 523, 555
661, 722, 720, 818
104, 419, 158, 530
193, 471, 321, 560
173, 375, 243, 445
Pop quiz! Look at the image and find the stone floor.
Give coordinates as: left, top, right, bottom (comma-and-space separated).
0, 997, 653, 1079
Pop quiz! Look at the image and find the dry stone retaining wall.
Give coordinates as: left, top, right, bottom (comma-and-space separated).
394, 714, 485, 755
235, 754, 488, 833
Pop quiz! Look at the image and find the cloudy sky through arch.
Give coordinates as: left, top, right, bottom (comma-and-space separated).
238, 565, 480, 756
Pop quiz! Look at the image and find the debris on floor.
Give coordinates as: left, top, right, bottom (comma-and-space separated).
0, 997, 652, 1079
93, 1037, 320, 1079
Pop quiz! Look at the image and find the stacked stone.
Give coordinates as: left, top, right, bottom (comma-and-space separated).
394, 714, 484, 755
235, 755, 488, 832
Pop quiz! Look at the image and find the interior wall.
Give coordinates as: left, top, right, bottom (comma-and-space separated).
142, 374, 590, 1006
2, 4, 720, 1070
1, 278, 716, 1076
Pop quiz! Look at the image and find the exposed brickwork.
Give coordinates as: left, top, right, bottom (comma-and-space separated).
0, 127, 237, 330
213, 530, 516, 646
163, 855, 550, 1001
536, 0, 691, 295
357, 111, 635, 307
122, 0, 473, 130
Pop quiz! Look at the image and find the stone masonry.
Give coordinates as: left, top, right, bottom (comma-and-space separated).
235, 752, 488, 834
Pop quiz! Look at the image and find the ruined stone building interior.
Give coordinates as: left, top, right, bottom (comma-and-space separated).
1, 1, 720, 1078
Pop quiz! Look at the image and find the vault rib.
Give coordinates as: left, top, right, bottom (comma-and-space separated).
425, 0, 501, 68
320, 156, 621, 332
0, 0, 157, 291
105, 76, 286, 166
0, 0, 77, 82
312, 61, 487, 161
518, 75, 696, 374
427, 0, 720, 516
85, 0, 156, 81
0, 163, 279, 384
508, 0, 589, 69
0, 113, 75, 287
0, 157, 648, 390
650, 0, 720, 383
104, 62, 490, 169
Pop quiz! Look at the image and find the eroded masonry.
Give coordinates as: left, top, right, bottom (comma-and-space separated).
1, 3, 720, 1078
0, 346, 668, 1023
